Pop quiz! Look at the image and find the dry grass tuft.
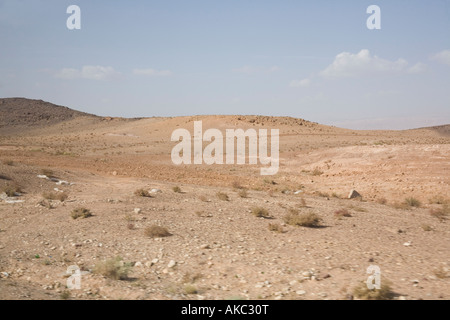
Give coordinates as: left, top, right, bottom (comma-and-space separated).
43, 191, 68, 202
71, 207, 93, 220
172, 186, 182, 193
268, 223, 284, 233
94, 256, 131, 280
216, 192, 229, 201
429, 205, 449, 222
352, 279, 394, 300
334, 209, 352, 218
251, 206, 270, 218
134, 189, 151, 197
145, 225, 171, 238
284, 210, 322, 228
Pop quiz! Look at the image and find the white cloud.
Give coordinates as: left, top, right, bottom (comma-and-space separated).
232, 65, 280, 74
55, 66, 120, 80
320, 49, 408, 78
431, 50, 450, 66
289, 79, 311, 88
407, 62, 427, 74
133, 68, 173, 76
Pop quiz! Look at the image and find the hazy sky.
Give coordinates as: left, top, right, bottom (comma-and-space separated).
1, 0, 449, 129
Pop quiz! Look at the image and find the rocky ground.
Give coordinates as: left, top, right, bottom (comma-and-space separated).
0, 98, 449, 300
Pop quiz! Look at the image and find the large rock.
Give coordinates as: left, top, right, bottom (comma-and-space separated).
348, 190, 362, 199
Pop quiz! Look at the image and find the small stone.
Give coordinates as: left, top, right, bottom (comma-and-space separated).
134, 262, 143, 267
134, 208, 142, 214
151, 258, 159, 265
403, 241, 412, 247
168, 260, 176, 268
398, 296, 407, 300
296, 290, 306, 295
200, 244, 210, 249
150, 189, 162, 194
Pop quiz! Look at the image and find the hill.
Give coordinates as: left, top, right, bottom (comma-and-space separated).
0, 98, 97, 133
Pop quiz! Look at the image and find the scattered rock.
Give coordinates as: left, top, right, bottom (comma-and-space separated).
348, 190, 362, 199
403, 241, 412, 247
134, 208, 142, 214
150, 189, 162, 194
168, 260, 176, 268
296, 290, 306, 295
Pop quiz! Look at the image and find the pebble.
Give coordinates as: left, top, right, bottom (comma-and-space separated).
134, 208, 142, 214
168, 260, 176, 268
296, 290, 306, 295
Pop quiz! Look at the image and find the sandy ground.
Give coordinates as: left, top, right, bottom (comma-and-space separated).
0, 110, 449, 300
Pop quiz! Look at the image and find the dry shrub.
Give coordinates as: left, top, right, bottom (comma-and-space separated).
334, 209, 352, 218
184, 285, 198, 295
238, 189, 248, 198
135, 189, 151, 197
216, 192, 229, 201
71, 207, 92, 220
2, 185, 22, 197
376, 198, 387, 205
198, 195, 208, 202
284, 210, 321, 228
145, 225, 171, 238
404, 197, 421, 208
430, 205, 449, 222
172, 186, 182, 193
312, 168, 323, 176
40, 169, 55, 178
43, 191, 68, 202
251, 207, 270, 218
94, 257, 131, 280
352, 279, 394, 300
232, 181, 244, 189
268, 223, 284, 233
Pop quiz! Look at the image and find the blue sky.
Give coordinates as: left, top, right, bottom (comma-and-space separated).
1, 0, 449, 129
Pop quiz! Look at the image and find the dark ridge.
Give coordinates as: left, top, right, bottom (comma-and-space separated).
0, 98, 98, 129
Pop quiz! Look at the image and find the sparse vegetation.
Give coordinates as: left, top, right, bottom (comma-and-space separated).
71, 207, 93, 220
43, 191, 68, 202
216, 192, 229, 201
172, 186, 182, 193
40, 169, 55, 178
312, 168, 324, 176
334, 209, 352, 218
94, 256, 131, 280
421, 224, 433, 232
430, 205, 449, 222
145, 225, 171, 238
60, 290, 71, 300
134, 188, 151, 197
38, 199, 54, 209
1, 185, 21, 197
251, 206, 270, 218
405, 197, 421, 208
331, 192, 341, 199
4, 160, 14, 166
284, 210, 322, 228
232, 181, 244, 189
268, 223, 284, 233
433, 266, 448, 279
376, 198, 388, 205
352, 279, 394, 300
238, 189, 248, 198
184, 285, 198, 295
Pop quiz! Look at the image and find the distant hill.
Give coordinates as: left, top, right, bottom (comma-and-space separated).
425, 124, 450, 137
0, 98, 97, 130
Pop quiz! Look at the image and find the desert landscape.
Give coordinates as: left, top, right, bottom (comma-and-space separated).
0, 97, 448, 300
